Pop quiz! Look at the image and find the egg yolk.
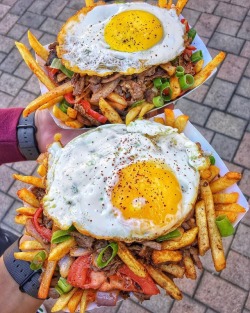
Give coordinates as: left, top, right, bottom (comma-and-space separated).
104, 10, 163, 53
111, 161, 182, 226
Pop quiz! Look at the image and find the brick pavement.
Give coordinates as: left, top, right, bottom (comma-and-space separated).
0, 0, 249, 312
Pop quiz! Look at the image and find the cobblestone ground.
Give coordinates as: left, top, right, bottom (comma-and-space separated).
0, 0, 249, 312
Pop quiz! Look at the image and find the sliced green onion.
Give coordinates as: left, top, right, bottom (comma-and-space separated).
50, 58, 74, 78
59, 99, 71, 113
57, 277, 73, 294
209, 155, 216, 165
215, 215, 235, 237
191, 50, 203, 63
51, 227, 73, 244
131, 99, 145, 108
175, 66, 185, 77
160, 81, 172, 102
156, 229, 181, 242
179, 74, 194, 90
153, 96, 164, 107
188, 28, 197, 41
153, 77, 163, 88
96, 242, 118, 269
55, 285, 64, 296
30, 251, 46, 271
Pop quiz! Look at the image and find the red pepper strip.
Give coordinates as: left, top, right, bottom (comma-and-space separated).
80, 100, 107, 124
67, 255, 92, 288
64, 92, 75, 104
33, 208, 52, 241
183, 48, 193, 57
181, 18, 190, 32
186, 45, 196, 51
119, 265, 160, 295
46, 67, 59, 81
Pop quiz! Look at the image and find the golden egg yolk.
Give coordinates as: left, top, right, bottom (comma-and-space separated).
104, 10, 163, 53
111, 161, 182, 226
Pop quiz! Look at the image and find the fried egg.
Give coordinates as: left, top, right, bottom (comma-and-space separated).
57, 2, 185, 76
43, 120, 207, 242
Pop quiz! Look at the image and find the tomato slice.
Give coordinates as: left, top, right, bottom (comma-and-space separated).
32, 208, 52, 241
186, 45, 196, 51
118, 265, 159, 295
80, 100, 107, 124
46, 67, 59, 83
99, 273, 139, 292
181, 18, 190, 32
67, 255, 92, 288
64, 92, 75, 104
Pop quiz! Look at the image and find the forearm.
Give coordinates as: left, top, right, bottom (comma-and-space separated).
0, 256, 43, 313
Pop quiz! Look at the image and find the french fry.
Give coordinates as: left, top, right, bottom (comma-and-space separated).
152, 250, 182, 264
67, 107, 78, 119
16, 206, 37, 215
99, 97, 123, 124
53, 104, 74, 123
195, 200, 210, 256
17, 188, 40, 207
28, 30, 49, 61
200, 169, 212, 180
19, 240, 43, 251
38, 96, 64, 111
106, 92, 127, 106
15, 214, 32, 225
175, 0, 188, 15
192, 52, 226, 89
15, 42, 56, 91
37, 163, 47, 177
160, 62, 176, 76
166, 0, 173, 9
170, 76, 181, 100
164, 108, 175, 127
145, 264, 182, 300
85, 0, 94, 6
210, 172, 242, 193
80, 290, 88, 313
213, 192, 239, 204
51, 288, 77, 312
108, 100, 127, 111
14, 250, 46, 262
214, 203, 246, 213
200, 180, 226, 271
160, 264, 185, 278
158, 0, 167, 7
54, 133, 63, 142
117, 242, 147, 278
125, 104, 143, 125
215, 211, 238, 223
161, 227, 198, 250
23, 81, 73, 117
65, 120, 84, 128
154, 117, 165, 124
13, 174, 45, 188
174, 115, 189, 133
48, 237, 76, 261
139, 103, 154, 118
195, 59, 204, 74
207, 165, 220, 182
183, 250, 196, 280
68, 289, 83, 313
36, 152, 47, 164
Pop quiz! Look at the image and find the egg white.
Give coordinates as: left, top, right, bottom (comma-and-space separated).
43, 121, 207, 241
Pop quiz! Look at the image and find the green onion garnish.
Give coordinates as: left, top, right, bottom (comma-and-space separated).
55, 285, 64, 296
209, 155, 216, 165
188, 28, 197, 41
59, 99, 71, 113
153, 96, 164, 107
30, 251, 46, 271
153, 77, 163, 88
179, 74, 194, 90
191, 50, 203, 63
50, 58, 74, 78
51, 225, 75, 244
156, 229, 181, 242
56, 277, 73, 294
96, 242, 118, 269
215, 215, 235, 237
175, 66, 185, 77
131, 99, 145, 108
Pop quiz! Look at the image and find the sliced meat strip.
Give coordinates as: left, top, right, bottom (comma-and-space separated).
72, 75, 85, 96
70, 231, 95, 248
90, 78, 120, 104
101, 73, 122, 83
120, 80, 145, 101
89, 75, 102, 84
74, 104, 101, 126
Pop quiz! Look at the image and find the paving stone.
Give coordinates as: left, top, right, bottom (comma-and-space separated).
12, 161, 37, 175
138, 288, 173, 312
236, 77, 250, 98
247, 122, 250, 132
204, 79, 236, 110
200, 36, 209, 45
216, 18, 241, 36
231, 0, 250, 8
0, 91, 14, 108
182, 8, 201, 26
2, 0, 17, 5
242, 203, 250, 226
0, 165, 16, 192
221, 250, 250, 290
186, 84, 209, 103
206, 309, 217, 313
0, 3, 10, 19
0, 52, 6, 63
40, 17, 64, 35
211, 133, 239, 161
0, 34, 14, 53
2, 200, 24, 233
18, 11, 46, 28
204, 74, 216, 86
246, 292, 250, 310
0, 190, 14, 220
0, 13, 18, 35
239, 169, 250, 197
0, 72, 25, 96
28, 0, 51, 15
170, 294, 206, 313
118, 299, 151, 313
23, 74, 41, 95
67, 0, 85, 10
241, 41, 250, 58
217, 54, 248, 83
10, 0, 34, 16
245, 62, 250, 77
186, 0, 218, 14
194, 13, 220, 37
43, 0, 68, 18
39, 33, 56, 46
223, 161, 243, 173
231, 222, 250, 257
208, 32, 245, 54
9, 89, 36, 108
228, 95, 250, 120
176, 99, 211, 126
193, 125, 214, 143
86, 303, 120, 313
238, 16, 250, 40
14, 60, 32, 80
174, 269, 202, 297
195, 271, 247, 313
0, 48, 22, 73
0, 220, 23, 237
7, 23, 27, 40
20, 28, 43, 48
214, 2, 248, 21
58, 7, 77, 22
207, 110, 247, 139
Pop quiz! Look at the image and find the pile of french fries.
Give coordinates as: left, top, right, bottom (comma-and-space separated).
14, 0, 225, 129
12, 110, 246, 312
